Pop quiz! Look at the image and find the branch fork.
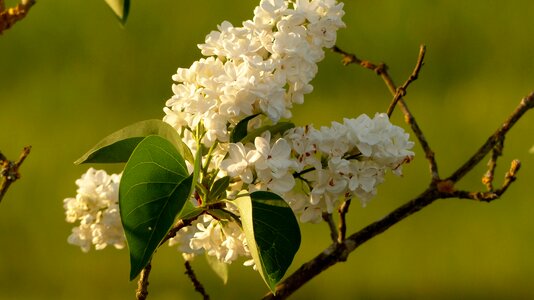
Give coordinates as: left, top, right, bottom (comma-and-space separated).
262, 45, 534, 299
0, 146, 31, 203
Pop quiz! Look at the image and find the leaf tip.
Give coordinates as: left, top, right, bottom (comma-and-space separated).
73, 157, 85, 165
105, 0, 130, 24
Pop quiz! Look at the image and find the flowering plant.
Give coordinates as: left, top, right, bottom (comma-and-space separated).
64, 0, 415, 296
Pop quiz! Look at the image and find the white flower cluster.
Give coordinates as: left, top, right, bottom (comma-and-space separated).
163, 0, 345, 147
63, 168, 125, 252
163, 0, 346, 265
220, 113, 415, 223
284, 113, 415, 223
168, 213, 253, 266
64, 0, 415, 274
221, 131, 298, 195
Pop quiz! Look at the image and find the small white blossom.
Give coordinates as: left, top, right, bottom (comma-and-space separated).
64, 168, 125, 252
169, 213, 251, 264
249, 132, 298, 193
220, 143, 256, 183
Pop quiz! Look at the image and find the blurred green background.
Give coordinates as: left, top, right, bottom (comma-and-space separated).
2, 0, 534, 299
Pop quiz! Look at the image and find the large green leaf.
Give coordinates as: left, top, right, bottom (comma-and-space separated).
105, 0, 130, 24
234, 191, 301, 292
75, 119, 191, 164
119, 135, 191, 280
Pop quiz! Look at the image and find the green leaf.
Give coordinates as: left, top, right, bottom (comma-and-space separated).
176, 198, 203, 220
207, 208, 239, 224
119, 135, 191, 280
105, 0, 130, 24
241, 122, 295, 144
208, 176, 230, 202
75, 119, 192, 165
205, 253, 229, 284
234, 191, 301, 292
230, 114, 260, 143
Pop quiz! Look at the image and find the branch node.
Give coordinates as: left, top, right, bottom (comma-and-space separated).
0, 0, 36, 34
374, 63, 388, 75
436, 180, 455, 194
0, 146, 31, 203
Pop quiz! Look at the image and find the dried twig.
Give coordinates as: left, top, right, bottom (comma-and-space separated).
322, 213, 338, 243
135, 216, 199, 300
160, 218, 196, 246
453, 159, 521, 202
136, 263, 151, 300
337, 199, 351, 243
386, 45, 426, 117
0, 146, 31, 203
0, 0, 36, 34
482, 139, 504, 191
185, 261, 210, 300
333, 45, 439, 181
448, 92, 534, 183
261, 46, 534, 299
263, 186, 439, 300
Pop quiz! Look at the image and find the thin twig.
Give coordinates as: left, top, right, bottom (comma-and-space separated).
386, 45, 426, 116
337, 199, 351, 243
482, 139, 504, 191
136, 262, 152, 300
387, 47, 438, 181
134, 216, 200, 300
322, 213, 338, 243
399, 99, 439, 181
185, 261, 210, 300
160, 216, 198, 246
453, 159, 521, 202
333, 45, 439, 181
448, 92, 534, 183
0, 0, 36, 34
0, 146, 31, 203
263, 187, 439, 300
332, 45, 387, 74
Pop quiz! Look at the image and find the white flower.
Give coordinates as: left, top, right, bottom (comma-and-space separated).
64, 168, 125, 252
305, 158, 348, 214
343, 113, 415, 165
169, 213, 251, 264
316, 121, 350, 157
249, 132, 298, 193
299, 205, 323, 223
284, 125, 321, 171
347, 160, 384, 205
220, 143, 256, 183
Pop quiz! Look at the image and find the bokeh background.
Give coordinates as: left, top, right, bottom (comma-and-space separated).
2, 0, 534, 299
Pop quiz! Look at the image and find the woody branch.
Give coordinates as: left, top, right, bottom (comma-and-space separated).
262, 45, 534, 299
